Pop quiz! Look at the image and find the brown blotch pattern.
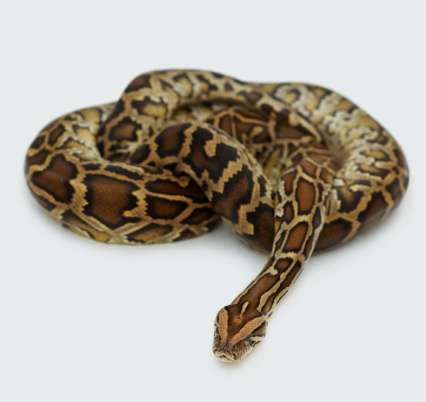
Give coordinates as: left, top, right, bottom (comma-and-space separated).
213, 166, 254, 225
296, 178, 316, 214
145, 196, 189, 220
316, 218, 353, 250
284, 222, 309, 252
109, 117, 139, 142
31, 154, 77, 203
128, 223, 174, 243
357, 192, 388, 231
83, 174, 140, 229
48, 125, 65, 146
183, 207, 216, 226
155, 124, 188, 157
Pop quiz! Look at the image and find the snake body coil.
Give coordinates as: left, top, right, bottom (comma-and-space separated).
25, 70, 409, 361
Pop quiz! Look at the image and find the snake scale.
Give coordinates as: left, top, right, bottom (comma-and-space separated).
25, 70, 409, 362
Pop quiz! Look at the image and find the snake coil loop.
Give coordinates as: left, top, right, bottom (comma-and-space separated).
25, 70, 409, 361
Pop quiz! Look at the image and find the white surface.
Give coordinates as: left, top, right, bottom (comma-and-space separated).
1, 1, 425, 401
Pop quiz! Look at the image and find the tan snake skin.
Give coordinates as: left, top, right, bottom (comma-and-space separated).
25, 70, 409, 361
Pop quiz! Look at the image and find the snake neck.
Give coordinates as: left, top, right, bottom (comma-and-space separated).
235, 155, 335, 314
214, 155, 336, 361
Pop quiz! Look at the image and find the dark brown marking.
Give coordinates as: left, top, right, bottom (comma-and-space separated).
301, 160, 317, 176
284, 170, 296, 195
276, 109, 291, 124
245, 203, 275, 251
109, 117, 138, 142
145, 177, 208, 203
183, 207, 216, 226
25, 149, 50, 173
182, 127, 238, 182
261, 104, 273, 115
176, 229, 197, 241
145, 195, 189, 220
213, 166, 254, 225
224, 82, 233, 92
103, 100, 125, 131
359, 163, 389, 179
128, 223, 175, 243
83, 174, 140, 229
283, 202, 294, 224
261, 260, 301, 314
275, 258, 292, 272
368, 132, 389, 146
29, 135, 45, 150
238, 90, 262, 105
131, 144, 151, 165
160, 79, 174, 92
313, 206, 322, 228
125, 74, 151, 92
105, 165, 145, 181
296, 178, 316, 214
48, 125, 65, 146
316, 218, 353, 250
207, 114, 232, 137
196, 74, 219, 92
83, 163, 102, 171
275, 124, 306, 140
357, 192, 388, 231
237, 274, 280, 309
223, 303, 265, 342
320, 167, 335, 184
275, 261, 302, 297
337, 187, 364, 212
155, 124, 188, 158
304, 234, 315, 256
284, 222, 309, 252
131, 97, 168, 118
96, 139, 105, 156
31, 154, 78, 203
386, 178, 403, 204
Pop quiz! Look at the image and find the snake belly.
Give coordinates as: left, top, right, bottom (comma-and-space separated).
25, 70, 409, 362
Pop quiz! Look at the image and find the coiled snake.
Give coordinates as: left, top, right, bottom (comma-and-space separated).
25, 70, 409, 362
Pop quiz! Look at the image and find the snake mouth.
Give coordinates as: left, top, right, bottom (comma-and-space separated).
212, 333, 253, 362
214, 353, 235, 363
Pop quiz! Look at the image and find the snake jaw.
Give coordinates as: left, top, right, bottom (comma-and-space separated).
213, 332, 253, 362
212, 305, 267, 362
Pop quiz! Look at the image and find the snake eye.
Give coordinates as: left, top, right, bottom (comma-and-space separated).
244, 335, 257, 346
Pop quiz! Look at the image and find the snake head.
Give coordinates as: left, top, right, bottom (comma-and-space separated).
213, 304, 267, 362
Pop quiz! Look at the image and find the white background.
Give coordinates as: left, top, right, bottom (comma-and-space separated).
1, 1, 425, 401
